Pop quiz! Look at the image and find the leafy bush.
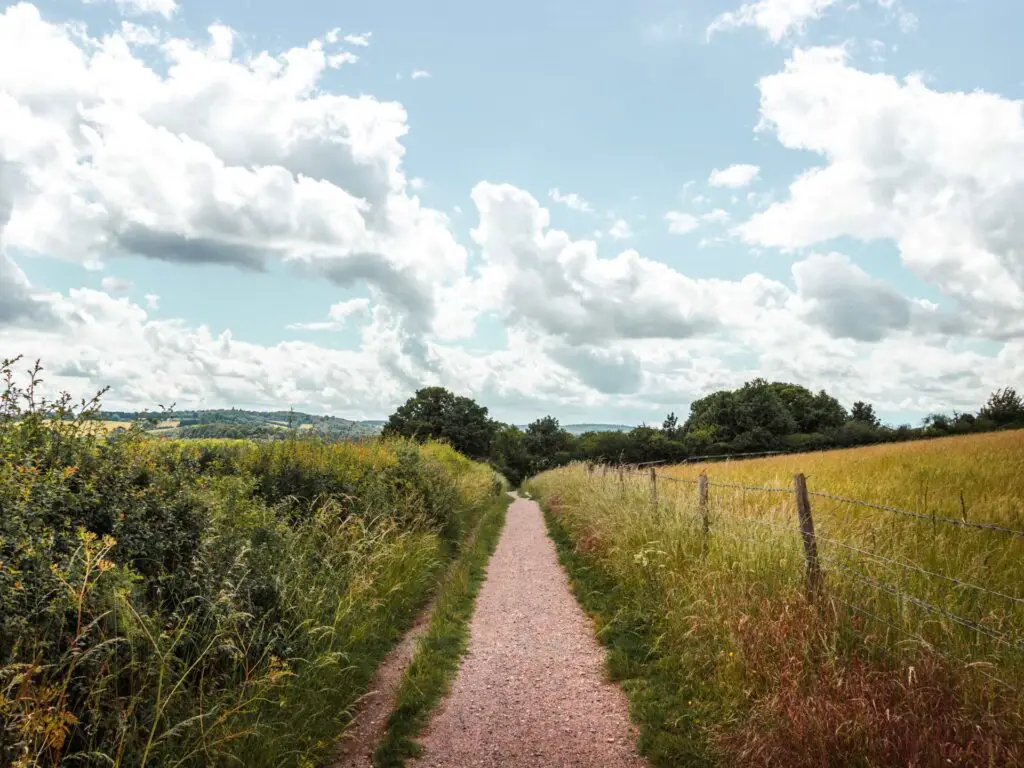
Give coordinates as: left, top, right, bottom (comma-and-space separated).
0, 358, 504, 767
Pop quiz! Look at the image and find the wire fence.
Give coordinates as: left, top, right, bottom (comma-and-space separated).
584, 460, 1024, 689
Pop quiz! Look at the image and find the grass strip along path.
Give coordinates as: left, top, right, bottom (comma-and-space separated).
404, 494, 647, 768
371, 494, 511, 767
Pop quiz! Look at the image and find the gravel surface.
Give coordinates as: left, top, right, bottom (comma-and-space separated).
330, 610, 432, 767
410, 494, 647, 768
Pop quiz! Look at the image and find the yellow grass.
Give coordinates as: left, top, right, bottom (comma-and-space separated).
527, 430, 1024, 764
665, 429, 1024, 528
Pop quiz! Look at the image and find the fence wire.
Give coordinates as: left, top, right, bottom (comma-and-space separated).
817, 556, 1023, 651
584, 460, 1024, 668
808, 489, 1024, 537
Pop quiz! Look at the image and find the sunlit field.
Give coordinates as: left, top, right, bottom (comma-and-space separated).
527, 430, 1024, 766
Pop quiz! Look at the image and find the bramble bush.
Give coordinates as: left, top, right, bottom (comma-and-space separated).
0, 357, 504, 767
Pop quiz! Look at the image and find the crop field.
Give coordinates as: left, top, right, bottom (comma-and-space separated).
526, 430, 1024, 766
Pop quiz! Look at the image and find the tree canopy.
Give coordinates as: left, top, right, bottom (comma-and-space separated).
382, 386, 495, 460
381, 380, 1022, 486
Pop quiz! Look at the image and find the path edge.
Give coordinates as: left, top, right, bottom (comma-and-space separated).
371, 493, 512, 767
530, 491, 711, 767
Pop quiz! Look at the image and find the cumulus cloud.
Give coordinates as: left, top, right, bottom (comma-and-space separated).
0, 4, 465, 340
288, 298, 371, 331
548, 188, 594, 213
708, 164, 760, 188
545, 343, 644, 395
101, 276, 133, 294
702, 209, 731, 224
113, 0, 179, 19
739, 46, 1024, 337
343, 32, 371, 46
468, 183, 784, 346
607, 218, 633, 240
665, 211, 700, 234
327, 51, 359, 67
119, 21, 159, 45
411, 69, 431, 80
790, 253, 966, 342
0, 3, 1016, 423
707, 0, 839, 43
0, 253, 62, 328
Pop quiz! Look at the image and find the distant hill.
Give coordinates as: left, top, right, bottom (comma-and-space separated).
95, 410, 634, 441
513, 423, 634, 435
563, 423, 634, 435
97, 408, 383, 440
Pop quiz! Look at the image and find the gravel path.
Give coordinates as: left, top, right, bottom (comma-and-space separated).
410, 494, 647, 768
330, 609, 432, 767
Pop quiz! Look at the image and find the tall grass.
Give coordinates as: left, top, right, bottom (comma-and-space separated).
527, 431, 1024, 766
0, 359, 506, 767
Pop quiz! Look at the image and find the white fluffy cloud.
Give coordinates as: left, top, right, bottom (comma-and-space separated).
708, 164, 760, 188
0, 3, 465, 340
288, 298, 372, 331
708, 0, 839, 43
548, 188, 594, 213
100, 276, 133, 295
665, 211, 700, 234
113, 0, 179, 19
607, 218, 633, 240
0, 4, 1017, 423
739, 46, 1024, 338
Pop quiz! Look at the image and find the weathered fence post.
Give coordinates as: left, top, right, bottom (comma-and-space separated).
793, 473, 822, 599
650, 467, 657, 507
698, 472, 709, 535
618, 465, 624, 496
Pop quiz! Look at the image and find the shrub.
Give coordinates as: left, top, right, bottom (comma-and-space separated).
0, 358, 504, 767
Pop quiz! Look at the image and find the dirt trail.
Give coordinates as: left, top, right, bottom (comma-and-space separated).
410, 494, 647, 768
331, 609, 432, 767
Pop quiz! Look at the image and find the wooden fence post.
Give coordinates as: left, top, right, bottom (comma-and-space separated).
650, 467, 657, 507
698, 472, 709, 535
618, 466, 624, 496
793, 473, 822, 599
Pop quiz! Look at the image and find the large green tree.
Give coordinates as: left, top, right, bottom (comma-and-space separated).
524, 416, 575, 473
850, 401, 880, 427
382, 387, 495, 460
979, 387, 1024, 426
490, 423, 531, 486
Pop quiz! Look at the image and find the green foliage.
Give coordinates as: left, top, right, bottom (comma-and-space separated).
524, 416, 575, 473
850, 400, 880, 427
0, 358, 505, 767
489, 424, 531, 486
383, 387, 496, 460
494, 381, 1020, 481
979, 387, 1024, 427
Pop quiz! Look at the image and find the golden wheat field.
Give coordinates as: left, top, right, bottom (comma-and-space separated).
527, 430, 1024, 765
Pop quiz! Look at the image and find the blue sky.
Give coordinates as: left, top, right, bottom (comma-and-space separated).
1, 0, 1022, 425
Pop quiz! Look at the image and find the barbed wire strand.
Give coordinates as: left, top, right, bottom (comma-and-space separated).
819, 556, 1023, 651
708, 512, 1024, 618
702, 479, 793, 494
810, 530, 1024, 607
828, 593, 1016, 693
808, 489, 1024, 537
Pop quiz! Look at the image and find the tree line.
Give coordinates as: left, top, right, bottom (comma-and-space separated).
382, 381, 1024, 485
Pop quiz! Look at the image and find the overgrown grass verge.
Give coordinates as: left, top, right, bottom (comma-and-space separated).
538, 497, 712, 766
0, 359, 508, 767
373, 494, 510, 768
526, 434, 1024, 767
